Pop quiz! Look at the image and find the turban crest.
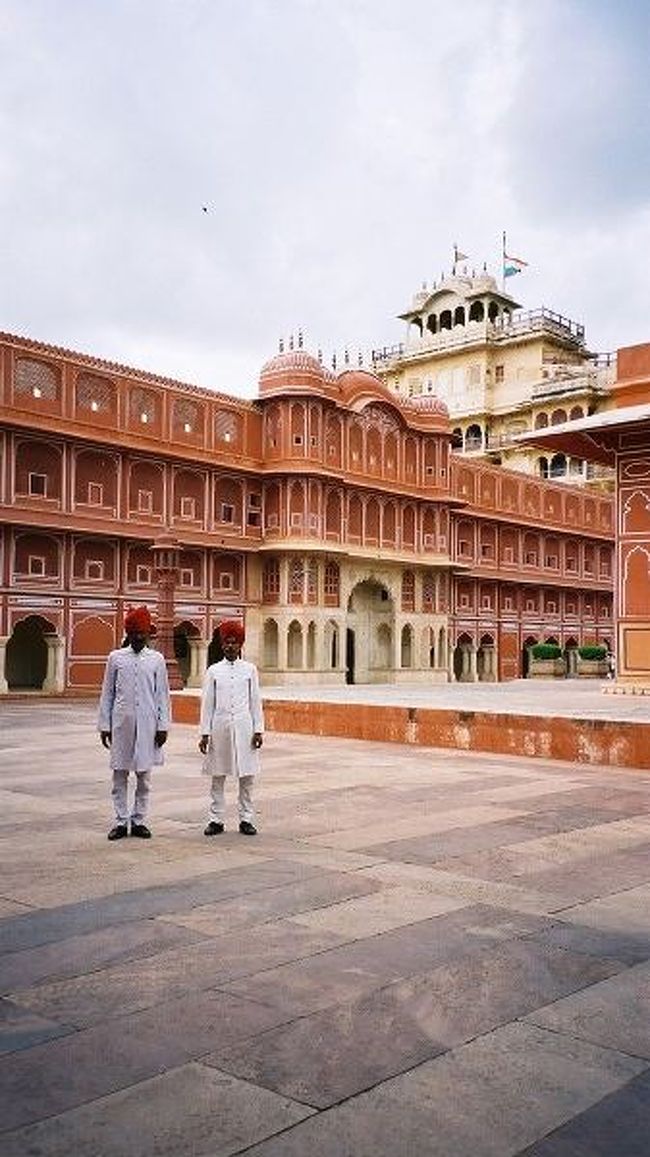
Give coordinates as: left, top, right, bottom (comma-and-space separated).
124, 606, 154, 635
218, 618, 245, 644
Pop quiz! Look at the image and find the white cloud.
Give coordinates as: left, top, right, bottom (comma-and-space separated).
1, 0, 649, 398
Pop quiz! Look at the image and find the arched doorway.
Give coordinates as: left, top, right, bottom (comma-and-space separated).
564, 636, 579, 677
174, 620, 203, 687
346, 578, 394, 683
263, 619, 279, 669
522, 635, 538, 678
453, 632, 475, 682
5, 616, 62, 692
477, 634, 496, 682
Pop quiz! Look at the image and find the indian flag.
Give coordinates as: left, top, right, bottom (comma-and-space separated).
504, 253, 528, 278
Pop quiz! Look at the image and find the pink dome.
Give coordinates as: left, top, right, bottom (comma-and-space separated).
259, 350, 326, 396
409, 392, 449, 417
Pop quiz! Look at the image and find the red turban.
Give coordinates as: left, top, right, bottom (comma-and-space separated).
218, 618, 245, 644
124, 606, 154, 635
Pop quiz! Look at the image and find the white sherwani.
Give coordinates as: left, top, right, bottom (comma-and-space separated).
98, 646, 171, 771
200, 658, 264, 779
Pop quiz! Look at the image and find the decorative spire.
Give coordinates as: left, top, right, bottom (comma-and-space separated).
317, 348, 323, 364
332, 352, 337, 370
279, 337, 284, 353
297, 329, 303, 349
289, 333, 294, 351
358, 350, 363, 366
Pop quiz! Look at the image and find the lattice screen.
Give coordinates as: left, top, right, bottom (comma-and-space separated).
15, 358, 59, 400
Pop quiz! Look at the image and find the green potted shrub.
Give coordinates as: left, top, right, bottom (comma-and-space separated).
528, 642, 566, 678
576, 643, 608, 678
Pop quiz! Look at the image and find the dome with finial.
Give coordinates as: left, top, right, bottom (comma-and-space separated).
259, 336, 336, 398
409, 392, 449, 418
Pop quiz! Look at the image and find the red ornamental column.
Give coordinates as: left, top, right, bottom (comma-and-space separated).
151, 536, 183, 690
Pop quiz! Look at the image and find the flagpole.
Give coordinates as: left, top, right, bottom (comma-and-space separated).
502, 231, 506, 292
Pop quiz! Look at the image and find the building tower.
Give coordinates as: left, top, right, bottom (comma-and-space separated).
372, 267, 615, 488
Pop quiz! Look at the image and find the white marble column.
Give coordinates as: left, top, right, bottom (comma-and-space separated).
43, 636, 65, 693
278, 621, 289, 671
0, 636, 9, 693
186, 639, 208, 688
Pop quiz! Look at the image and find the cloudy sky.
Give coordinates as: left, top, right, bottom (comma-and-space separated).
1, 0, 649, 398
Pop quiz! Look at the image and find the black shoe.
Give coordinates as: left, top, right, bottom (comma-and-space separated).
130, 823, 152, 839
239, 820, 257, 836
108, 824, 128, 841
204, 821, 224, 836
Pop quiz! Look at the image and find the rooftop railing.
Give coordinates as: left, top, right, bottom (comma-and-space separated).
371, 307, 593, 366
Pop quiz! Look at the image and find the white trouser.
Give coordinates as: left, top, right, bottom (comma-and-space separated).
111, 769, 151, 825
209, 775, 254, 824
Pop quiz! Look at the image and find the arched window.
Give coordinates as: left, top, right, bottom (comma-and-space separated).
324, 561, 340, 605
288, 558, 304, 603
262, 557, 280, 602
550, 453, 567, 478
401, 624, 413, 668
263, 620, 278, 667
465, 424, 483, 451
365, 498, 380, 542
325, 490, 342, 540
287, 621, 303, 668
401, 570, 415, 612
535, 412, 549, 430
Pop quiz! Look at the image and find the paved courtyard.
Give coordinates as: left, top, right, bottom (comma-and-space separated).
1, 699, 649, 1155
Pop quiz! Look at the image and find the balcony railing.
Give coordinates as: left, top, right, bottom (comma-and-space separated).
371, 307, 592, 367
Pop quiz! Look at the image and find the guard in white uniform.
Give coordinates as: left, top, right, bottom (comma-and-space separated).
98, 606, 171, 841
199, 619, 264, 836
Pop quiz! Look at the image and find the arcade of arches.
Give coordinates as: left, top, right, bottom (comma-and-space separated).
0, 330, 614, 694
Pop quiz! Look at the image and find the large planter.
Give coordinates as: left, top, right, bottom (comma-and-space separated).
528, 658, 566, 678
576, 658, 608, 678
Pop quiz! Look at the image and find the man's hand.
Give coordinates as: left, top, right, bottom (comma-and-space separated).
155, 730, 168, 748
252, 732, 263, 750
100, 731, 111, 749
198, 735, 210, 754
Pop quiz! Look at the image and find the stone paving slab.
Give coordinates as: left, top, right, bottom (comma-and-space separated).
0, 917, 211, 992
525, 959, 650, 1060
209, 939, 622, 1109
0, 1062, 314, 1157
0, 998, 74, 1055
0, 860, 323, 952
238, 1023, 647, 1157
1, 700, 650, 1155
260, 676, 650, 722
223, 905, 556, 1018
518, 1069, 650, 1156
557, 881, 650, 935
0, 989, 300, 1132
8, 920, 344, 1027
156, 869, 380, 935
